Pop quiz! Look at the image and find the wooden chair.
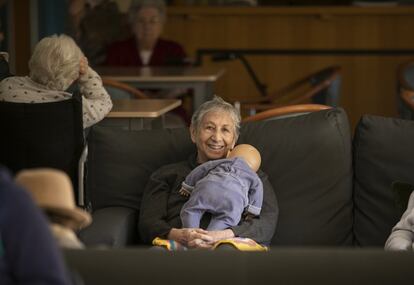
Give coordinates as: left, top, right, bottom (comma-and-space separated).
397, 60, 414, 119
242, 104, 332, 123
399, 88, 414, 120
102, 78, 148, 99
102, 78, 186, 128
235, 65, 341, 116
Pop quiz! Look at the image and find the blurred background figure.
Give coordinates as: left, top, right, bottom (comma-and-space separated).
0, 166, 71, 285
105, 0, 188, 66
0, 15, 11, 80
104, 0, 191, 124
15, 168, 92, 249
67, 0, 129, 66
0, 34, 112, 129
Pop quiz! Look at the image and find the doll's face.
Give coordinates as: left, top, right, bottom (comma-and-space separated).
191, 110, 237, 164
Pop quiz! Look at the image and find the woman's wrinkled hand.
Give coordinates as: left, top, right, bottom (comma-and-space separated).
204, 229, 235, 243
168, 228, 214, 249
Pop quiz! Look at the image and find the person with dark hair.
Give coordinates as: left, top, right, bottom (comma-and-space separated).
0, 166, 71, 285
67, 0, 128, 66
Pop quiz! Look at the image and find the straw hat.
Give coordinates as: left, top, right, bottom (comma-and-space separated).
15, 168, 91, 229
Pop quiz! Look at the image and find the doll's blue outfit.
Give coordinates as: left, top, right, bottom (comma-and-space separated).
180, 157, 263, 230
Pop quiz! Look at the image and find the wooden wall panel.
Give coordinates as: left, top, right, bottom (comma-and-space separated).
163, 7, 414, 128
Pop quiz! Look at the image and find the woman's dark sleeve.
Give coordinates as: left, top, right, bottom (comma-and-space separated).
139, 167, 174, 244
230, 170, 278, 245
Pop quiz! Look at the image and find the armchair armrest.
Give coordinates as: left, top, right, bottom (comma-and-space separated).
78, 207, 138, 247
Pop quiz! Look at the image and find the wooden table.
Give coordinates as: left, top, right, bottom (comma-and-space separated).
97, 66, 225, 111
101, 99, 182, 130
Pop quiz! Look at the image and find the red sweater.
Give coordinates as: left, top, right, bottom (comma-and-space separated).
104, 37, 187, 66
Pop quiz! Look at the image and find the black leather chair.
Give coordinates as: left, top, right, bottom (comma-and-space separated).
242, 104, 332, 122
235, 65, 341, 116
0, 94, 85, 202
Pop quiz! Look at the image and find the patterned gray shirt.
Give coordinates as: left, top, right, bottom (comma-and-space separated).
0, 67, 112, 128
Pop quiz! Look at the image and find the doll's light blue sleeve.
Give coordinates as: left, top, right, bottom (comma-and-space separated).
246, 175, 264, 216
181, 159, 227, 195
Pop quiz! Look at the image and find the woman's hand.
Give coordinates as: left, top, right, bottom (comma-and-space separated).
168, 228, 213, 249
204, 229, 235, 243
79, 57, 88, 76
186, 229, 236, 249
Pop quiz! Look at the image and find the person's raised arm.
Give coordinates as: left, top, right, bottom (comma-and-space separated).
77, 57, 113, 127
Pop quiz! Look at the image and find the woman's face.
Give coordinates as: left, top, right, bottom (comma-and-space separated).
191, 110, 237, 164
133, 7, 163, 50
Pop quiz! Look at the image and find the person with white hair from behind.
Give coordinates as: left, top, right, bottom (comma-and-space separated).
0, 34, 112, 128
15, 168, 92, 249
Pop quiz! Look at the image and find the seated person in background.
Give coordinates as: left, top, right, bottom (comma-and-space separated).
67, 0, 129, 66
15, 168, 92, 249
180, 144, 263, 231
385, 189, 414, 251
0, 52, 10, 81
105, 0, 188, 67
0, 34, 112, 128
0, 166, 71, 285
105, 0, 190, 123
139, 96, 278, 250
0, 17, 11, 80
105, 0, 187, 66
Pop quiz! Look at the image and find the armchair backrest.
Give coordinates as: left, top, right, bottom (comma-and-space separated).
0, 95, 84, 200
353, 114, 414, 246
242, 104, 331, 122
237, 65, 341, 115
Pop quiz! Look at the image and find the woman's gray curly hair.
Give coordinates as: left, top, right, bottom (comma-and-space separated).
128, 0, 166, 24
29, 34, 84, 91
191, 96, 241, 138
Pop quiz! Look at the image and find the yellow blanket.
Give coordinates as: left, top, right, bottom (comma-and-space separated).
152, 237, 267, 251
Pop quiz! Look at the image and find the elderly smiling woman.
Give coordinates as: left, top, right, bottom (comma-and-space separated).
139, 96, 279, 249
0, 34, 112, 128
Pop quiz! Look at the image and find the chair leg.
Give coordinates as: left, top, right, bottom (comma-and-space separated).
78, 145, 88, 207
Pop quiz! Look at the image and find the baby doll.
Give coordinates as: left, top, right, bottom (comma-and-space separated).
179, 144, 263, 231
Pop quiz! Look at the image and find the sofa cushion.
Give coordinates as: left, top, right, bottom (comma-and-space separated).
240, 108, 353, 246
353, 115, 414, 247
87, 108, 353, 246
86, 127, 195, 211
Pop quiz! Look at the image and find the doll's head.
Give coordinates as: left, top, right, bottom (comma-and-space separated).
227, 144, 261, 172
